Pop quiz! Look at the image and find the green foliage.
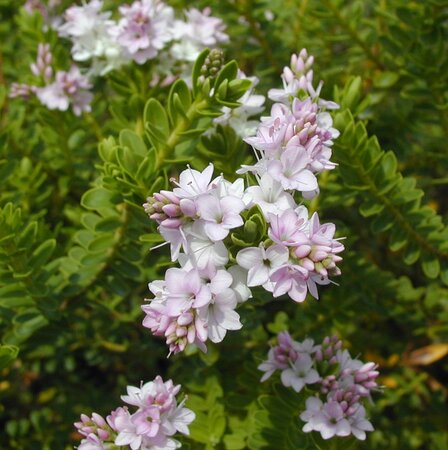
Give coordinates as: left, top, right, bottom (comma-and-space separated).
333, 78, 448, 280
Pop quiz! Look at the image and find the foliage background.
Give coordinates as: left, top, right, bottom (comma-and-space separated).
0, 0, 447, 449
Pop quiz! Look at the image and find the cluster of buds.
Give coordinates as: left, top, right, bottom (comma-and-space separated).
143, 190, 195, 229
30, 43, 53, 81
199, 48, 225, 80
74, 376, 195, 450
259, 332, 379, 441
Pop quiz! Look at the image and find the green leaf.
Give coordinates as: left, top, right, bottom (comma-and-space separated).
139, 233, 165, 244
421, 253, 441, 279
0, 345, 19, 370
119, 129, 147, 157
144, 98, 170, 146
192, 49, 210, 95
81, 188, 120, 210
168, 79, 191, 124
29, 239, 56, 268
214, 60, 238, 92
374, 71, 400, 88
135, 150, 156, 183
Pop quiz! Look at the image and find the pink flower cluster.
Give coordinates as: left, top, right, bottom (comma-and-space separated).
142, 50, 344, 354
237, 208, 344, 302
74, 376, 195, 450
10, 43, 92, 116
259, 332, 379, 441
142, 165, 247, 355
241, 49, 340, 199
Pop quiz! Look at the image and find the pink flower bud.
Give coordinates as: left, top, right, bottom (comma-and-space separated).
177, 312, 194, 326
180, 198, 197, 217
299, 258, 314, 271
176, 327, 188, 337
97, 429, 110, 440
299, 48, 308, 59
160, 190, 179, 204
161, 218, 183, 229
283, 66, 295, 83
312, 250, 328, 261
162, 204, 180, 217
92, 413, 106, 428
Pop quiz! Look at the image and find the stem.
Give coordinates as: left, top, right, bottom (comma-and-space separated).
155, 97, 208, 170
84, 112, 104, 141
309, 171, 330, 214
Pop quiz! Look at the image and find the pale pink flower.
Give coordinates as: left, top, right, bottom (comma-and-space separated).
183, 222, 229, 269
268, 208, 309, 247
258, 331, 302, 381
172, 164, 216, 199
35, 66, 92, 115
280, 353, 321, 392
196, 194, 245, 241
114, 0, 174, 64
347, 405, 374, 440
113, 408, 142, 450
311, 401, 351, 440
300, 396, 324, 433
170, 8, 228, 62
267, 146, 318, 192
244, 173, 296, 219
269, 264, 309, 302
164, 268, 211, 315
228, 265, 252, 303
236, 244, 289, 287
77, 433, 107, 450
198, 287, 241, 343
162, 400, 196, 436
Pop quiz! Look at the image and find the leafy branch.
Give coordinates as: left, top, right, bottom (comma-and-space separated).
332, 77, 448, 281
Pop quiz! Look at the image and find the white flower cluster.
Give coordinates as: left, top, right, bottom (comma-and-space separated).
259, 332, 379, 441
141, 50, 344, 355
56, 0, 229, 76
17, 0, 267, 131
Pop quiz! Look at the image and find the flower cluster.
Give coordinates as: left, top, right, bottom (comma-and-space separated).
142, 165, 248, 355
237, 206, 344, 302
10, 43, 92, 115
74, 376, 195, 450
241, 49, 340, 199
17, 1, 253, 125
142, 50, 344, 354
56, 0, 228, 76
259, 332, 379, 441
